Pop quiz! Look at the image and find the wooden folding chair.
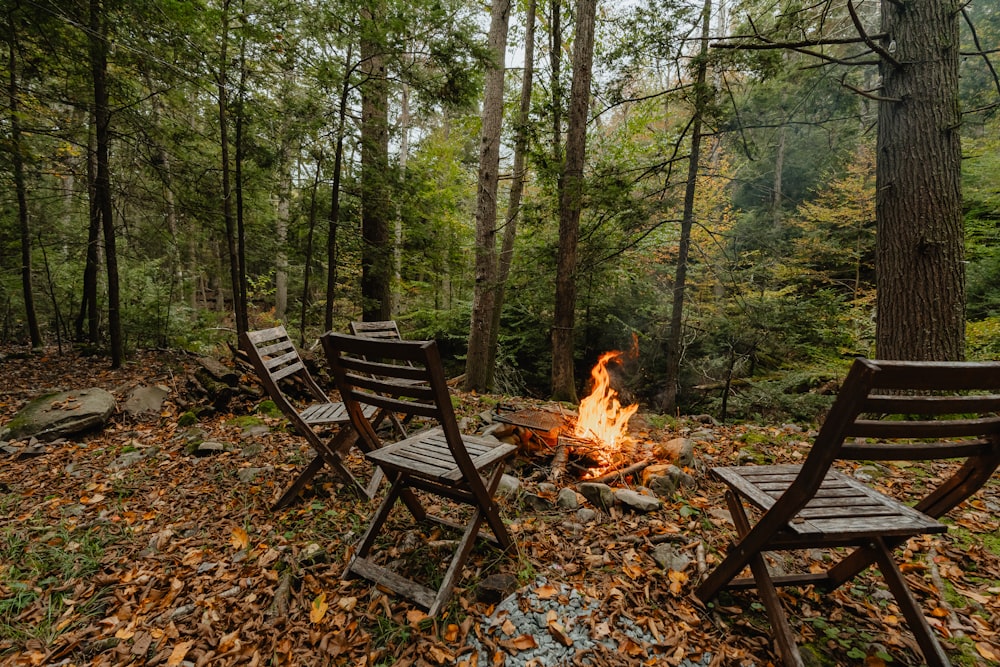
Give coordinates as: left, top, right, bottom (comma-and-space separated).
695, 358, 1000, 667
241, 326, 382, 510
322, 332, 518, 616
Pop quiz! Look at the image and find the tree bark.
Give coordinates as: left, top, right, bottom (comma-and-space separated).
662, 0, 712, 414
465, 0, 512, 393
77, 117, 100, 344
488, 0, 537, 377
7, 12, 42, 348
217, 0, 245, 337
550, 0, 597, 403
875, 0, 964, 360
360, 2, 392, 322
89, 0, 122, 367
325, 44, 353, 332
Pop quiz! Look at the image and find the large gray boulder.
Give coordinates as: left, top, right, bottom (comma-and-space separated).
5, 388, 116, 441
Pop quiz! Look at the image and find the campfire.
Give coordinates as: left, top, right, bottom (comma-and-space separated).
573, 349, 639, 472
494, 344, 641, 481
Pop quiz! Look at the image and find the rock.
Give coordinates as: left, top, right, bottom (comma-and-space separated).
614, 488, 661, 513
708, 508, 733, 525
482, 422, 516, 439
297, 542, 328, 566
576, 482, 614, 510
655, 437, 695, 467
688, 429, 716, 442
576, 508, 598, 523
523, 493, 553, 511
497, 474, 521, 496
191, 440, 230, 456
476, 573, 518, 605
123, 385, 169, 417
237, 466, 274, 483
556, 487, 579, 510
111, 450, 147, 470
646, 475, 677, 497
537, 482, 557, 493
652, 543, 692, 571
5, 388, 116, 441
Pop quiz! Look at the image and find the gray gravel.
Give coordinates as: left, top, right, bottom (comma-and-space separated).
465, 578, 713, 666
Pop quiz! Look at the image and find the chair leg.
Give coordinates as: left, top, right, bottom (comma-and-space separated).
428, 505, 485, 616
869, 537, 952, 667
272, 454, 327, 511
726, 491, 804, 667
480, 464, 513, 550
345, 476, 405, 579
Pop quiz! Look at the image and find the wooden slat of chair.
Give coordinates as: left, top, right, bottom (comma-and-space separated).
323, 332, 517, 617
695, 357, 1000, 667
240, 326, 380, 509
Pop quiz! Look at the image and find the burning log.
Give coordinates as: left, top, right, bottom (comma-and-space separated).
586, 458, 654, 485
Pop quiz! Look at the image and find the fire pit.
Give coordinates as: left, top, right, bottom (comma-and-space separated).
493, 348, 642, 482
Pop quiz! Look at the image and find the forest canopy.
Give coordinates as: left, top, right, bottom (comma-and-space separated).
1, 0, 998, 419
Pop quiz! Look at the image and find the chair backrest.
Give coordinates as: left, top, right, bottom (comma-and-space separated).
349, 320, 405, 341
322, 332, 481, 483
790, 357, 1000, 516
241, 326, 328, 416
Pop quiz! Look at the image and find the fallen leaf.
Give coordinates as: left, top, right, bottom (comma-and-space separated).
976, 642, 998, 661
310, 593, 328, 624
535, 584, 558, 599
407, 609, 428, 625
166, 640, 194, 666
231, 526, 250, 550
512, 634, 538, 651
444, 624, 459, 642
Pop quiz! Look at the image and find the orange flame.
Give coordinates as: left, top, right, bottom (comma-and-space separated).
574, 349, 638, 462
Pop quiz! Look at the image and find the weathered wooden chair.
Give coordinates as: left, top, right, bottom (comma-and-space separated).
241, 326, 382, 510
322, 332, 518, 616
695, 358, 1000, 667
348, 319, 407, 342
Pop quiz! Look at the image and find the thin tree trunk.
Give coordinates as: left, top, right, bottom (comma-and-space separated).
77, 109, 101, 343
301, 153, 323, 346
360, 3, 391, 322
488, 0, 537, 376
89, 0, 121, 367
550, 0, 597, 403
326, 44, 353, 331
7, 12, 42, 348
217, 0, 244, 337
662, 0, 712, 414
875, 0, 964, 360
394, 82, 410, 317
234, 16, 249, 333
465, 0, 512, 392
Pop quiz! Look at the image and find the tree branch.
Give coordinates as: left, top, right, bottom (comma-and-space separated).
961, 7, 1000, 101
847, 0, 901, 68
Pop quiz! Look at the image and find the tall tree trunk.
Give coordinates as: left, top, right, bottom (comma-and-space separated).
875, 0, 964, 360
394, 82, 410, 317
360, 2, 391, 322
77, 118, 100, 343
326, 44, 353, 331
465, 0, 512, 392
274, 62, 296, 323
217, 0, 245, 336
301, 153, 323, 346
488, 0, 537, 375
662, 0, 712, 415
550, 0, 597, 403
234, 15, 249, 333
89, 0, 122, 367
550, 0, 562, 167
7, 12, 42, 348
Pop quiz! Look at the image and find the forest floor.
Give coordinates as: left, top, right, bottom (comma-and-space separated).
1, 347, 1000, 667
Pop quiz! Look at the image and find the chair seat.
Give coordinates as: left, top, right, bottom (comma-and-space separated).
300, 401, 376, 425
713, 464, 946, 544
367, 428, 517, 483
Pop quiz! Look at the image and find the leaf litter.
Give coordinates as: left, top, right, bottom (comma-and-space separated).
0, 348, 999, 666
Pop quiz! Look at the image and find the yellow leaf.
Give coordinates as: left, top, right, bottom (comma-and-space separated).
511, 634, 538, 650
310, 593, 328, 624
231, 526, 250, 550
337, 596, 358, 612
406, 609, 428, 625
444, 623, 460, 642
166, 640, 194, 666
